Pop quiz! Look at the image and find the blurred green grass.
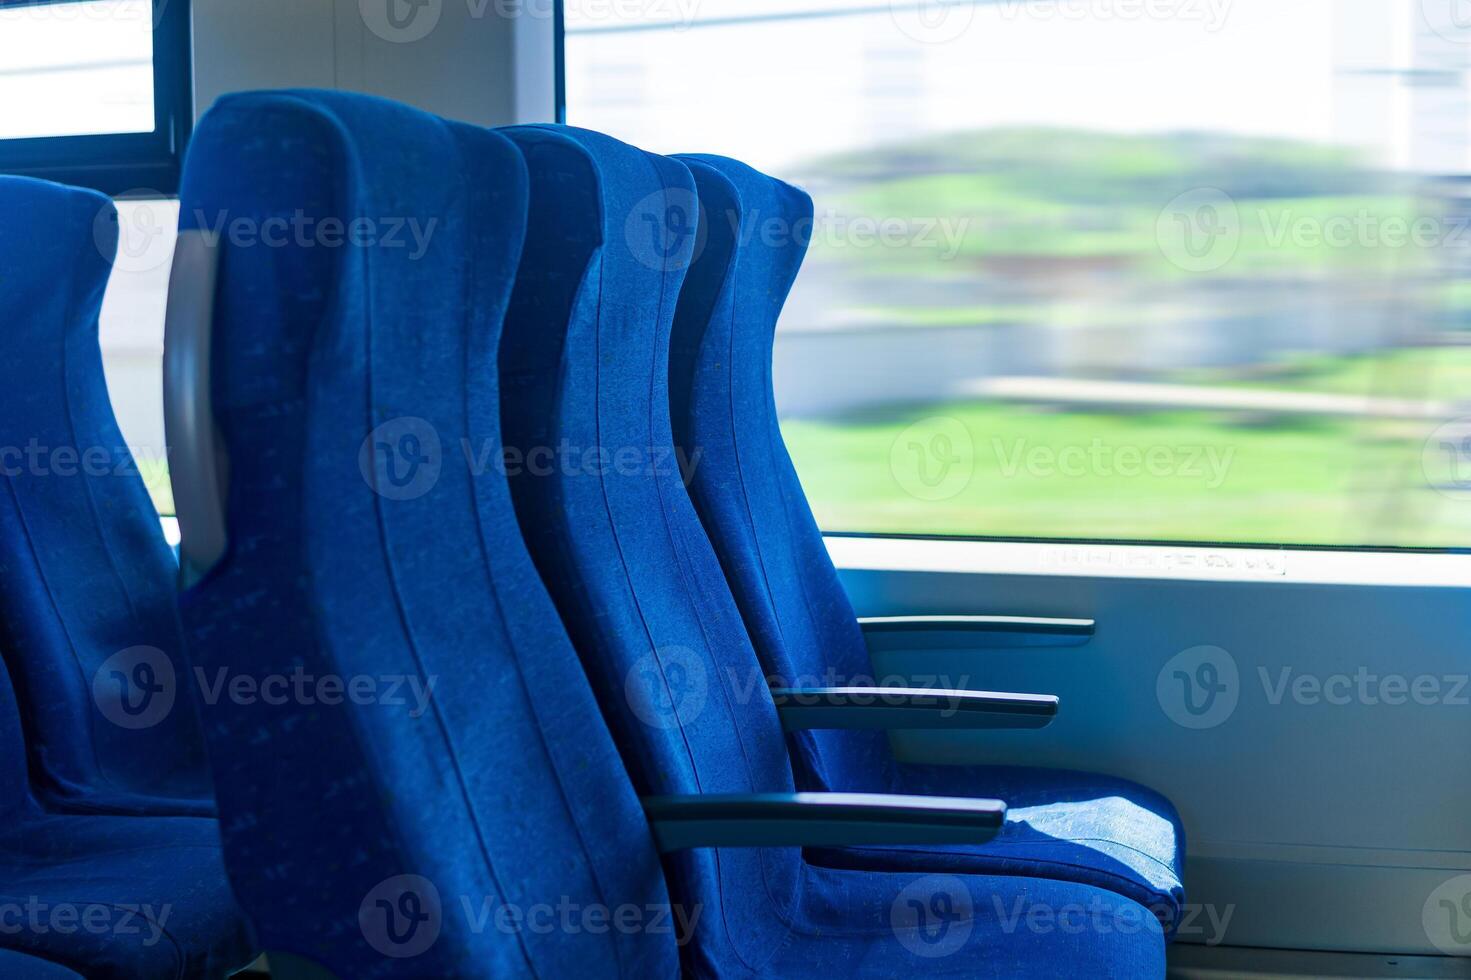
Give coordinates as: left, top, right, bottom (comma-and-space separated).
138, 457, 173, 516
781, 393, 1471, 548
778, 128, 1471, 548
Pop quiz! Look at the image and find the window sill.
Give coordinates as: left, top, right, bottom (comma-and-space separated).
825, 535, 1471, 588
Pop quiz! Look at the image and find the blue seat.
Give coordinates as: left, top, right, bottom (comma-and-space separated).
0, 175, 253, 977
665, 153, 1186, 928
0, 176, 214, 817
0, 631, 252, 977
495, 122, 1166, 977
169, 90, 678, 978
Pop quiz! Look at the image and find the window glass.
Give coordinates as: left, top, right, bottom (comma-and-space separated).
566, 0, 1471, 548
100, 198, 176, 514
0, 0, 155, 140
0, 0, 185, 514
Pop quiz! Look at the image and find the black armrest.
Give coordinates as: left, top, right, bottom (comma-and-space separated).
860, 615, 1094, 651
642, 792, 1006, 852
769, 686, 1057, 731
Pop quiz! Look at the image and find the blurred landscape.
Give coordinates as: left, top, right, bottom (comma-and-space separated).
569, 0, 1471, 548
777, 126, 1471, 546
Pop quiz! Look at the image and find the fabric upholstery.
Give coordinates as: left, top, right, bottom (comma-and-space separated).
495, 123, 1165, 977
175, 90, 676, 979
0, 625, 252, 977
0, 175, 252, 978
664, 153, 1186, 930
0, 948, 85, 978
0, 176, 213, 817
810, 763, 1185, 928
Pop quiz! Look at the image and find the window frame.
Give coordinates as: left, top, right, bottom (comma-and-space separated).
554, 0, 566, 124
0, 0, 193, 195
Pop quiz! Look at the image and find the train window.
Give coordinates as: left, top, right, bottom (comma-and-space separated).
0, 0, 191, 194
564, 0, 1471, 549
0, 0, 188, 513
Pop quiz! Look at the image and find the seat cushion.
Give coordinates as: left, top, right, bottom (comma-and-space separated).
0, 949, 83, 979
0, 814, 255, 979
767, 863, 1165, 979
807, 764, 1185, 933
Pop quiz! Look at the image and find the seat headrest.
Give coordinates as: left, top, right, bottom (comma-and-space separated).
676, 152, 814, 331
0, 175, 116, 346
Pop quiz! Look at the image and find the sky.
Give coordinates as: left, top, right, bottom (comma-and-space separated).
567, 0, 1435, 172
0, 0, 154, 140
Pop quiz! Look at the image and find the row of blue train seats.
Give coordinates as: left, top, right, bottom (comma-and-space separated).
0, 88, 1184, 978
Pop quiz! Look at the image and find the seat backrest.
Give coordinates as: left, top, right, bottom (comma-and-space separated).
0, 176, 212, 814
0, 610, 70, 821
667, 155, 895, 794
171, 91, 676, 978
0, 591, 121, 831
496, 125, 805, 973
